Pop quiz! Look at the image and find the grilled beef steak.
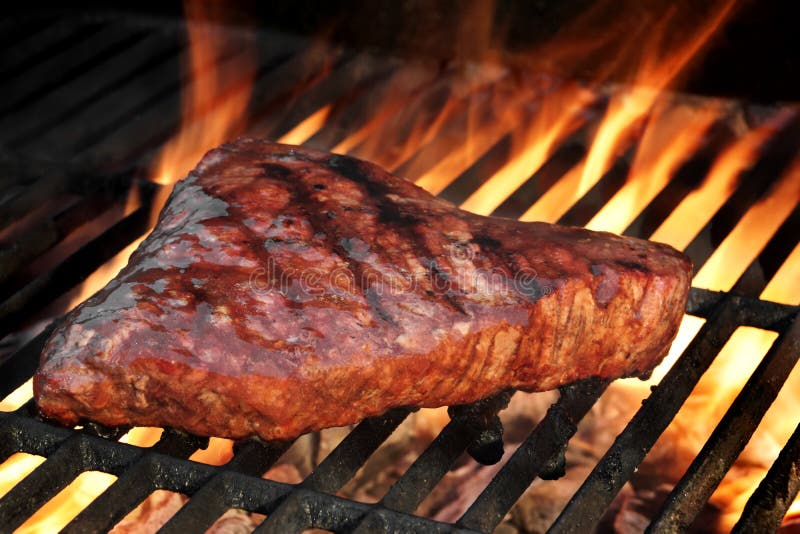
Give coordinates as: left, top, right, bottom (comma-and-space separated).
34, 140, 691, 441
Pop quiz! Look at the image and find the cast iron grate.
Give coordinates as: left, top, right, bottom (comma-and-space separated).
0, 9, 799, 533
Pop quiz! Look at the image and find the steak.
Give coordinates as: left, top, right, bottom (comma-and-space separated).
34, 139, 691, 441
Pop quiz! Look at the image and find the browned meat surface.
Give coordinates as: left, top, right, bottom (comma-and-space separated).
33, 140, 691, 441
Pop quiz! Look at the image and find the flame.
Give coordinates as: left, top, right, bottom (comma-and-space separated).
119, 428, 164, 448
694, 156, 800, 291
151, 2, 255, 187
413, 75, 538, 195
4, 0, 799, 528
0, 2, 257, 530
460, 82, 594, 215
190, 438, 235, 466
762, 243, 800, 306
516, 3, 735, 224
585, 101, 721, 233
277, 105, 332, 146
339, 63, 508, 172
15, 472, 118, 533
617, 153, 800, 528
0, 379, 33, 412
650, 110, 794, 250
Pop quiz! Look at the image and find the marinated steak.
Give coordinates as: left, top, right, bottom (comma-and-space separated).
34, 140, 691, 441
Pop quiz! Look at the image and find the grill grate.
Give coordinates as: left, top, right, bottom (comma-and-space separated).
1, 9, 799, 533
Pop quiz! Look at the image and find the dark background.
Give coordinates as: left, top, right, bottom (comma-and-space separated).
5, 0, 800, 103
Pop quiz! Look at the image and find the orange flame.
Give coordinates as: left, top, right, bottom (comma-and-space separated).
607, 152, 800, 530
515, 2, 736, 224
151, 3, 255, 187
460, 82, 595, 215
586, 100, 722, 233
650, 110, 795, 250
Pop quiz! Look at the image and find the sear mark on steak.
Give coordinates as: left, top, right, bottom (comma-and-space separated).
34, 140, 692, 441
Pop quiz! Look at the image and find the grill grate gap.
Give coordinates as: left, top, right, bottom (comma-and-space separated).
648, 315, 800, 531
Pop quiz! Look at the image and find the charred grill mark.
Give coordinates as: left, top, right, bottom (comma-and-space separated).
507, 251, 546, 303
470, 232, 543, 303
424, 258, 469, 316
327, 154, 471, 317
288, 164, 396, 327
365, 287, 394, 324
471, 233, 502, 250
469, 233, 516, 278
260, 163, 293, 180
614, 259, 650, 273
212, 178, 296, 308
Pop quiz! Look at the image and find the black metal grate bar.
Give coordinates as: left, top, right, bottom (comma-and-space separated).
303, 408, 411, 494
1, 11, 799, 533
63, 456, 170, 533
0, 183, 154, 339
262, 54, 399, 141
0, 195, 117, 287
378, 393, 512, 514
254, 488, 473, 534
0, 436, 94, 531
439, 134, 512, 207
647, 314, 800, 531
685, 288, 798, 331
0, 322, 57, 400
0, 20, 104, 85
260, 409, 412, 529
80, 33, 303, 168
0, 16, 60, 54
5, 31, 184, 149
731, 203, 800, 297
158, 439, 293, 533
458, 379, 608, 532
490, 141, 588, 219
307, 64, 440, 154
733, 421, 800, 533
622, 120, 737, 240
684, 117, 800, 275
388, 72, 529, 180
555, 149, 632, 227
548, 298, 743, 533
62, 429, 207, 533
1, 24, 149, 117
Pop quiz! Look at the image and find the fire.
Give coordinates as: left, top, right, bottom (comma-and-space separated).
586, 101, 721, 233
150, 2, 255, 187
0, 1, 259, 530
2, 0, 798, 529
517, 3, 735, 224
460, 82, 594, 216
650, 110, 795, 250
694, 155, 800, 291
608, 148, 800, 529
277, 104, 332, 146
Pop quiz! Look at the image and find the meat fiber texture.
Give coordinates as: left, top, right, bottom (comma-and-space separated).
34, 140, 692, 441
